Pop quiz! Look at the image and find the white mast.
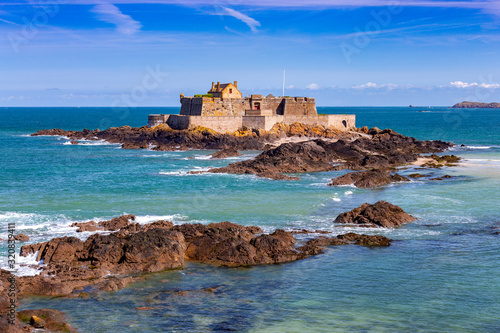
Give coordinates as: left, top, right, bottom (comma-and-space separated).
283, 70, 285, 97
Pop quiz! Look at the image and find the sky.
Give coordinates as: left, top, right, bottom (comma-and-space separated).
1, 0, 500, 106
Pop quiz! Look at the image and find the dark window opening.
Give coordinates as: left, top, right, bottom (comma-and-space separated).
342, 120, 347, 127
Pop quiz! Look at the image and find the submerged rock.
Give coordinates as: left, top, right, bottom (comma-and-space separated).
210, 148, 242, 159
329, 170, 410, 188
14, 234, 30, 242
297, 232, 392, 255
18, 309, 76, 332
334, 201, 416, 228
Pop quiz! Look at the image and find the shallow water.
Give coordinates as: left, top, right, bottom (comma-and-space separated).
1, 107, 499, 332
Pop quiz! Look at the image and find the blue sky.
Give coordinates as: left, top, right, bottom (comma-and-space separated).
1, 0, 499, 106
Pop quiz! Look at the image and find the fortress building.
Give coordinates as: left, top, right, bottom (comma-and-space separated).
148, 81, 355, 133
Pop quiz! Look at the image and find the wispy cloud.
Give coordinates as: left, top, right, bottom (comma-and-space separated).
350, 82, 415, 90
351, 82, 379, 89
306, 83, 320, 90
0, 1, 494, 9
449, 81, 500, 89
220, 7, 260, 32
91, 3, 142, 35
0, 17, 19, 25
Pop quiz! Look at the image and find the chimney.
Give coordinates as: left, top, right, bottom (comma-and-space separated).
234, 81, 237, 88
212, 82, 215, 90
217, 82, 220, 90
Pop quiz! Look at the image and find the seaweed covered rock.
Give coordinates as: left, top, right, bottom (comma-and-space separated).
18, 309, 77, 332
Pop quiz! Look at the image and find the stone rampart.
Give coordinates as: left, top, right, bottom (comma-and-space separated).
155, 114, 356, 133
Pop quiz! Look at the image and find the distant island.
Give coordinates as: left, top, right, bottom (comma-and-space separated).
452, 101, 500, 108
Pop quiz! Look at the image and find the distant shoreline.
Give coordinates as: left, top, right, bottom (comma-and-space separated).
452, 101, 500, 108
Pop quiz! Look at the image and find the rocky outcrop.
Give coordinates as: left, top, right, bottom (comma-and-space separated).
206, 130, 452, 180
14, 234, 30, 242
297, 233, 392, 255
452, 101, 500, 108
206, 140, 337, 180
210, 148, 242, 159
18, 309, 76, 332
31, 126, 269, 151
328, 170, 410, 188
31, 126, 453, 181
71, 214, 137, 232
420, 154, 461, 168
17, 217, 397, 296
0, 269, 25, 332
30, 123, 367, 153
19, 227, 185, 296
334, 201, 416, 228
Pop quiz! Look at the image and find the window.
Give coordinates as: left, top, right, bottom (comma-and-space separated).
229, 89, 233, 94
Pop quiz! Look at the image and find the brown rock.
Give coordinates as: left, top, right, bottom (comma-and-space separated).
14, 234, 30, 242
210, 148, 242, 159
181, 224, 299, 266
19, 229, 185, 296
334, 201, 416, 228
142, 220, 174, 231
408, 173, 431, 178
1, 269, 26, 332
122, 141, 149, 149
71, 214, 136, 232
337, 233, 392, 246
296, 232, 391, 255
329, 170, 410, 188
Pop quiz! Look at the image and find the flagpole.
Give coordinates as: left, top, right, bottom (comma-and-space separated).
283, 70, 285, 97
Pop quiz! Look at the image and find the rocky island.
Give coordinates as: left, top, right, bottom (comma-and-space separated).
452, 101, 500, 108
17, 89, 463, 331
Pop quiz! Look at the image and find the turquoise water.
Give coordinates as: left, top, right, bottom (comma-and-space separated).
1, 107, 499, 332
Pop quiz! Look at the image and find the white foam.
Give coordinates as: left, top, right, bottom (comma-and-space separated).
191, 155, 212, 160
467, 146, 491, 149
134, 214, 187, 224
62, 139, 120, 146
344, 191, 353, 196
15, 252, 44, 277
159, 167, 212, 176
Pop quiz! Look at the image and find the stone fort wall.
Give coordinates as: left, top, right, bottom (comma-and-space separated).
148, 114, 356, 133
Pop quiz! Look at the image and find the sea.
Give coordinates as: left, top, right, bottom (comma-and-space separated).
1, 106, 499, 332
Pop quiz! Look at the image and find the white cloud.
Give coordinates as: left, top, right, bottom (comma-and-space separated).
450, 81, 500, 89
221, 7, 261, 32
481, 83, 500, 88
350, 82, 416, 90
306, 83, 320, 90
351, 82, 378, 89
450, 81, 477, 88
91, 4, 142, 35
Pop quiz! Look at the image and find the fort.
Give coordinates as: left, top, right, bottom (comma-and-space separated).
148, 81, 356, 133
